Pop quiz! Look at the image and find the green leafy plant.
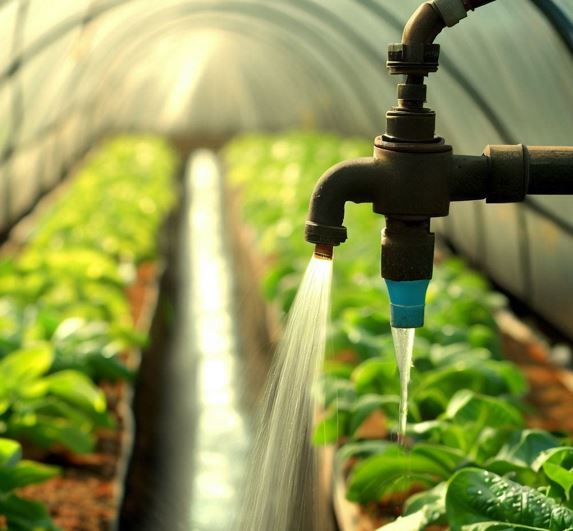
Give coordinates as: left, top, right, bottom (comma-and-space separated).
0, 136, 176, 380
0, 343, 110, 453
224, 132, 568, 530
0, 135, 177, 520
0, 438, 59, 530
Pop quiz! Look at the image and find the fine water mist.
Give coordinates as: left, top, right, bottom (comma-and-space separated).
391, 327, 415, 445
238, 255, 333, 531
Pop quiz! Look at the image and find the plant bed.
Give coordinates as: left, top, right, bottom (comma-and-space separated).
223, 132, 573, 531
0, 136, 177, 530
17, 263, 160, 531
332, 309, 573, 531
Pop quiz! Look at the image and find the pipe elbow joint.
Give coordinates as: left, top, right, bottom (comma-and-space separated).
304, 157, 381, 247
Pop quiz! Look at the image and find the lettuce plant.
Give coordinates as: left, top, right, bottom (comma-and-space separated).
224, 132, 573, 530
0, 438, 59, 530
0, 343, 110, 453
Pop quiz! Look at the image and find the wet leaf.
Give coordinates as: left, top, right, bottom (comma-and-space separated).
446, 468, 573, 530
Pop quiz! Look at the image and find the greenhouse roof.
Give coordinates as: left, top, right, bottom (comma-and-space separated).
0, 0, 572, 334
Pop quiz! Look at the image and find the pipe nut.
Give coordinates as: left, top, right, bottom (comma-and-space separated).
387, 43, 440, 76
305, 221, 347, 246
484, 144, 529, 203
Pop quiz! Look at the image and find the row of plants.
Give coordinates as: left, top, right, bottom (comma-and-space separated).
224, 132, 573, 530
0, 136, 177, 529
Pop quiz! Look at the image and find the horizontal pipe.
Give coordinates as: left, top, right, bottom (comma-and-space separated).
451, 145, 573, 203
527, 146, 573, 194
449, 154, 488, 201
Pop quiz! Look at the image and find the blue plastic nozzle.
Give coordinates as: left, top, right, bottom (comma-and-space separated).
384, 279, 430, 328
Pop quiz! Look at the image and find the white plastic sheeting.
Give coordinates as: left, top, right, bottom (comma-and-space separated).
0, 0, 571, 334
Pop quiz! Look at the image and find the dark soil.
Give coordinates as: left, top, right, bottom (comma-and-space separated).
501, 330, 573, 434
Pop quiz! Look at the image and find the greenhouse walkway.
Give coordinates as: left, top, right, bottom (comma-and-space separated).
185, 152, 252, 530
122, 152, 253, 531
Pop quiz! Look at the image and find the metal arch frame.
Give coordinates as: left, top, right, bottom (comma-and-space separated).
75, 1, 386, 131
95, 20, 358, 134
2, 0, 28, 227
0, 0, 571, 231
0, 0, 132, 213
86, 12, 375, 135
0, 0, 385, 112
0, 0, 130, 84
5, 8, 370, 165
12, 0, 116, 150
0, 0, 516, 148
0, 0, 387, 170
530, 0, 573, 54
160, 33, 358, 133
2, 0, 388, 162
0, 0, 527, 156
0, 0, 570, 148
0, 0, 383, 200
1, 0, 567, 158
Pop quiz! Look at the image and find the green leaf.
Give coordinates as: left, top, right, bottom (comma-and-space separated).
446, 468, 573, 530
485, 430, 561, 482
403, 481, 447, 516
323, 360, 354, 380
445, 391, 524, 431
543, 462, 573, 500
320, 376, 355, 407
335, 440, 390, 466
461, 523, 552, 530
44, 370, 106, 413
415, 361, 526, 406
349, 394, 399, 435
351, 357, 398, 396
84, 353, 133, 381
379, 483, 447, 530
413, 445, 467, 474
533, 447, 573, 473
493, 430, 560, 468
8, 417, 94, 454
0, 438, 21, 467
313, 408, 350, 445
0, 344, 53, 385
347, 444, 460, 503
377, 507, 437, 531
0, 494, 59, 530
0, 459, 60, 490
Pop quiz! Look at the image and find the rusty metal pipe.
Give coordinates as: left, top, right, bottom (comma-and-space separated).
402, 2, 445, 44
527, 146, 573, 195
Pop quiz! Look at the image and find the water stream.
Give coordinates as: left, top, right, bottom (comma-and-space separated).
238, 255, 333, 531
391, 327, 415, 445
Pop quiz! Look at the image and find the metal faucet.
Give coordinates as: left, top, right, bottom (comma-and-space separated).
305, 0, 573, 329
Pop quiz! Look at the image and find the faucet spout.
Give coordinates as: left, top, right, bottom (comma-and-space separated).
304, 157, 381, 247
